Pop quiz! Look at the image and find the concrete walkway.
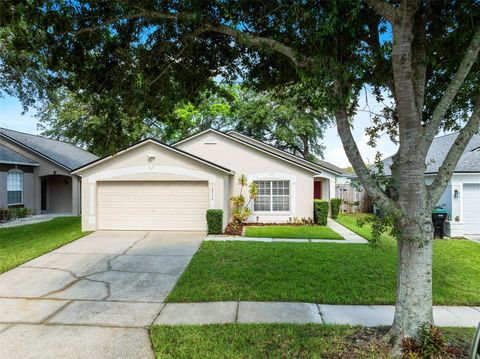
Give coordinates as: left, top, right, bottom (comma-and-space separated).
205, 219, 368, 244
154, 301, 480, 327
465, 235, 480, 244
0, 231, 204, 359
0, 212, 73, 228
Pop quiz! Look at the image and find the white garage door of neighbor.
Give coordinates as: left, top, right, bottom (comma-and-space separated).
463, 183, 480, 235
97, 181, 209, 230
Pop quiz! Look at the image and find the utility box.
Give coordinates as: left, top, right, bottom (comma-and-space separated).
432, 207, 448, 239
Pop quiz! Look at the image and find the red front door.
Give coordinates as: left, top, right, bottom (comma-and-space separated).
314, 181, 322, 199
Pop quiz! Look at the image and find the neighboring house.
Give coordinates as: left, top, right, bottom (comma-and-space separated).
0, 128, 98, 215
73, 129, 349, 231
381, 132, 480, 237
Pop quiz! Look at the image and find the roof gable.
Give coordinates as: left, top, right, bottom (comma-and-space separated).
72, 138, 234, 174
174, 129, 322, 174
0, 128, 98, 170
227, 130, 347, 176
0, 144, 39, 166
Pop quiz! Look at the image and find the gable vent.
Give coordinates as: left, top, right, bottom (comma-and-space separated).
204, 137, 217, 144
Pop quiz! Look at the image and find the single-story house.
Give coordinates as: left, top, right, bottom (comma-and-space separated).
381, 132, 480, 237
0, 128, 98, 215
73, 129, 349, 231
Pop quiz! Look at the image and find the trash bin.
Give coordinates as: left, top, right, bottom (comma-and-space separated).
432, 207, 448, 239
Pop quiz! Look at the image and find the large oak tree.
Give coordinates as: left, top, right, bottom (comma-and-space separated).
1, 0, 479, 347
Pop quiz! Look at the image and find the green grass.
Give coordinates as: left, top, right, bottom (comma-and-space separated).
245, 225, 343, 240
150, 324, 475, 359
335, 213, 394, 242
167, 214, 480, 305
0, 217, 90, 273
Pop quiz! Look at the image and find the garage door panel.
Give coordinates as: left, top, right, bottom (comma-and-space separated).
97, 181, 209, 230
463, 183, 480, 235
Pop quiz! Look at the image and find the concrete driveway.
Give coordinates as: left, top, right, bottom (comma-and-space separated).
0, 231, 204, 359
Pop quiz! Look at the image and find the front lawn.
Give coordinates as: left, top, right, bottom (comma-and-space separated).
150, 324, 474, 359
0, 217, 89, 273
167, 214, 480, 305
244, 225, 343, 240
335, 213, 394, 242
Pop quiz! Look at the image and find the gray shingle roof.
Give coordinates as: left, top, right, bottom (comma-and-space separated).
0, 144, 39, 166
0, 128, 98, 170
382, 132, 480, 175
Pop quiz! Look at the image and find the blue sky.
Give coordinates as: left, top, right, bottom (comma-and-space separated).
0, 92, 398, 168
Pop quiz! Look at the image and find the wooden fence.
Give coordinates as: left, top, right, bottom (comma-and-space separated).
335, 183, 373, 214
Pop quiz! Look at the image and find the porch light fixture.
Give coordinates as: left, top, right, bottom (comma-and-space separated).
454, 189, 459, 198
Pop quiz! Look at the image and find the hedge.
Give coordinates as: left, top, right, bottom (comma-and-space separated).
330, 198, 342, 219
0, 207, 32, 222
313, 200, 329, 225
206, 209, 223, 234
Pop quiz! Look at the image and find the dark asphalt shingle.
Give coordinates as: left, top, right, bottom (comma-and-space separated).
0, 128, 98, 170
0, 144, 39, 166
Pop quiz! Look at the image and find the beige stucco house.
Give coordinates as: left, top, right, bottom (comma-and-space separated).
0, 128, 98, 215
74, 129, 347, 231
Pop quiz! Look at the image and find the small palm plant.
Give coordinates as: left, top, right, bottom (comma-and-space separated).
230, 174, 258, 225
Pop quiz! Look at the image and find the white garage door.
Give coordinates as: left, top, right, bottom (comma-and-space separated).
463, 183, 480, 235
97, 181, 209, 231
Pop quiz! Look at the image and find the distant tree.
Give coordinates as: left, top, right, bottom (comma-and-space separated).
173, 84, 332, 160
233, 84, 332, 160
38, 84, 331, 159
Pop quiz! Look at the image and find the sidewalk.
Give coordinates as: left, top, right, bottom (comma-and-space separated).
154, 302, 480, 327
205, 219, 368, 244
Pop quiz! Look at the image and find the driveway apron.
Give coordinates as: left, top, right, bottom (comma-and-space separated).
0, 231, 204, 359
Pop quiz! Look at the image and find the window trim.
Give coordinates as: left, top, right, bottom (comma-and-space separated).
253, 180, 290, 213
6, 169, 24, 206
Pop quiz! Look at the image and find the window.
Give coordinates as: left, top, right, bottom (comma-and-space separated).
254, 180, 290, 212
7, 171, 23, 205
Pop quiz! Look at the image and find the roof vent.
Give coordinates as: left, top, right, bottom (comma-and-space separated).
204, 137, 217, 144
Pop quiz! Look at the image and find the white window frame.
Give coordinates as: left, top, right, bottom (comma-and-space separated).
254, 180, 290, 213
7, 170, 24, 205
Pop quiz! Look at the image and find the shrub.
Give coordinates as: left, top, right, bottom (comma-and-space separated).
314, 200, 329, 225
330, 198, 342, 219
0, 207, 32, 222
0, 208, 11, 222
291, 216, 315, 225
402, 325, 457, 359
206, 209, 223, 234
230, 174, 257, 225
9, 207, 32, 219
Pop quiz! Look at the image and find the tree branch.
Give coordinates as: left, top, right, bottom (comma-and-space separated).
426, 94, 480, 207
66, 8, 316, 69
364, 0, 398, 23
192, 24, 316, 68
334, 104, 398, 214
66, 10, 192, 35
423, 27, 480, 145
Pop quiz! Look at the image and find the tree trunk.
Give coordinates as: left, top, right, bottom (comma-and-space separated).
389, 216, 434, 349
301, 134, 310, 159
